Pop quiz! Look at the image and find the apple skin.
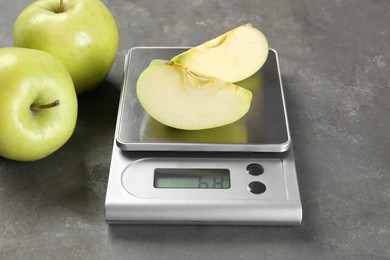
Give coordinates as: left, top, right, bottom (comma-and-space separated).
13, 0, 119, 95
0, 48, 78, 161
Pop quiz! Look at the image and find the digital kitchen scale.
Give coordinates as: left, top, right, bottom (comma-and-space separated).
105, 47, 302, 225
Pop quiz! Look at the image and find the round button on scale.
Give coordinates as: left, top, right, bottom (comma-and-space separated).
246, 163, 264, 176
248, 181, 267, 194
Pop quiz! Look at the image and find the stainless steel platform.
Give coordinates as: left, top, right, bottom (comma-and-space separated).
116, 47, 291, 153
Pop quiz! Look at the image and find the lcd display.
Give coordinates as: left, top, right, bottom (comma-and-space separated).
154, 168, 230, 189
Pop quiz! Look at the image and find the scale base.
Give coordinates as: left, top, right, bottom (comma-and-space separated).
105, 145, 302, 225
105, 47, 302, 225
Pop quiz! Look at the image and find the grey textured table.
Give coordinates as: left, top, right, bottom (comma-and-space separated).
1, 0, 389, 259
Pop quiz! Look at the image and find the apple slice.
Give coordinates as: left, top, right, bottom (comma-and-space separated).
136, 60, 252, 130
171, 24, 269, 83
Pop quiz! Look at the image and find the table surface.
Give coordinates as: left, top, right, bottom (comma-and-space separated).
1, 0, 389, 259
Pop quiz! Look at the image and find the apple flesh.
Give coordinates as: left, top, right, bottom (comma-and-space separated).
136, 60, 252, 130
0, 48, 78, 161
13, 0, 119, 95
171, 24, 269, 83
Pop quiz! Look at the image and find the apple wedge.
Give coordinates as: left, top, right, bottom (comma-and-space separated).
136, 60, 252, 130
171, 24, 269, 83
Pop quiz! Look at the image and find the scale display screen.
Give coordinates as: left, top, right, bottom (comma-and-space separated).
154, 168, 230, 189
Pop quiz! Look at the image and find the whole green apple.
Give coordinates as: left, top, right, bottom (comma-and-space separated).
14, 0, 119, 95
0, 48, 78, 161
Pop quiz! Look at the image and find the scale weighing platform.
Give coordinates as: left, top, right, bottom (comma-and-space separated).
105, 47, 302, 225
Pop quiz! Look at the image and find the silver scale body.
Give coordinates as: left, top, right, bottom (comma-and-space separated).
105, 47, 302, 225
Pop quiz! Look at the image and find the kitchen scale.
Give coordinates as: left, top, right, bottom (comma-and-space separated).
105, 47, 302, 225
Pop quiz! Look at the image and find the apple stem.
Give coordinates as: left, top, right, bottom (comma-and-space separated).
30, 100, 60, 111
59, 0, 64, 12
